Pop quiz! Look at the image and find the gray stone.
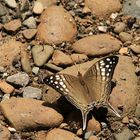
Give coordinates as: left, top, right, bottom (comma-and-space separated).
0, 3, 7, 16
114, 22, 126, 34
119, 32, 133, 42
4, 0, 17, 8
114, 128, 134, 140
44, 63, 63, 72
23, 17, 37, 29
6, 72, 29, 87
32, 45, 54, 66
20, 0, 30, 12
0, 66, 5, 73
123, 0, 140, 19
23, 86, 42, 99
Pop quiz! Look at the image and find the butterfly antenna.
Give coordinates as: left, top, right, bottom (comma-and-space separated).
107, 102, 121, 117
81, 111, 88, 131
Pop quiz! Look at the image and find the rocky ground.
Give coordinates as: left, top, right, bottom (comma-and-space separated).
0, 0, 139, 140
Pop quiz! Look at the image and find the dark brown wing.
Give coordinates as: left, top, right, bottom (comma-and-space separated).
83, 56, 119, 103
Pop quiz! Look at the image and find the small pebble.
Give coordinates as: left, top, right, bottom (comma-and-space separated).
0, 3, 7, 16
4, 0, 17, 8
6, 72, 30, 87
23, 17, 37, 29
2, 94, 10, 101
84, 131, 92, 140
45, 63, 63, 72
129, 44, 140, 54
101, 122, 107, 129
110, 13, 118, 19
119, 32, 133, 42
97, 26, 107, 32
33, 1, 44, 14
0, 66, 5, 73
8, 127, 16, 132
23, 86, 42, 99
32, 67, 40, 75
114, 22, 126, 33
122, 116, 129, 124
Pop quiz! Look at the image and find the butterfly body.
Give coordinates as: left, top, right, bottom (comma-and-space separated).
44, 56, 120, 130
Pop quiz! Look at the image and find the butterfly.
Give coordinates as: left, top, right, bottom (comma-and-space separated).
44, 55, 120, 130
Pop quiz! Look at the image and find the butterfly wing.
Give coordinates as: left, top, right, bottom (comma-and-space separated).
83, 56, 120, 116
44, 73, 93, 130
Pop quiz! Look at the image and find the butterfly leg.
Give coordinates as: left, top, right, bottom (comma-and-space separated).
106, 102, 121, 117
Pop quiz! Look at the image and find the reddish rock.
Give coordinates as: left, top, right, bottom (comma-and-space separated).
87, 118, 101, 133
37, 6, 77, 44
0, 98, 63, 130
72, 34, 121, 56
0, 124, 10, 140
45, 128, 82, 140
4, 19, 21, 32
0, 81, 14, 94
85, 0, 121, 18
0, 39, 24, 67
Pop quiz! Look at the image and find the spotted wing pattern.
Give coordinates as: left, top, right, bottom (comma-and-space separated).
44, 55, 119, 130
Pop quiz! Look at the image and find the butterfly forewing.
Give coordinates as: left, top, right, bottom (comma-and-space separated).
83, 56, 119, 103
44, 74, 91, 110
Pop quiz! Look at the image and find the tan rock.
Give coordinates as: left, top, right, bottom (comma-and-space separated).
0, 39, 24, 67
119, 32, 133, 42
122, 116, 129, 124
21, 50, 32, 73
72, 34, 121, 56
0, 98, 63, 130
119, 47, 129, 55
85, 0, 121, 18
88, 136, 99, 140
129, 44, 140, 54
114, 22, 126, 34
37, 0, 57, 8
22, 29, 37, 39
35, 131, 47, 140
87, 118, 101, 133
45, 128, 82, 140
37, 6, 77, 44
0, 124, 10, 140
4, 19, 21, 32
0, 81, 14, 94
110, 56, 138, 115
52, 50, 88, 66
33, 1, 44, 14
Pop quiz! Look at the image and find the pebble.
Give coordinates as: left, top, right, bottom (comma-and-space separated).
122, 116, 129, 124
32, 45, 54, 66
21, 50, 32, 73
88, 136, 99, 140
32, 67, 40, 75
114, 22, 126, 33
6, 72, 30, 87
87, 118, 101, 133
0, 3, 7, 16
0, 124, 10, 140
8, 126, 16, 132
129, 44, 140, 54
135, 104, 140, 118
37, 6, 77, 44
0, 80, 14, 94
0, 98, 63, 131
119, 47, 129, 55
97, 26, 107, 32
4, 0, 17, 8
84, 131, 92, 140
0, 39, 24, 67
22, 29, 37, 39
119, 32, 133, 42
23, 86, 42, 99
110, 12, 118, 19
4, 19, 21, 33
20, 0, 30, 12
2, 94, 10, 101
100, 122, 107, 129
33, 1, 44, 14
46, 128, 82, 140
44, 63, 63, 72
114, 128, 135, 140
84, 0, 121, 18
0, 66, 5, 73
72, 34, 121, 56
23, 17, 37, 29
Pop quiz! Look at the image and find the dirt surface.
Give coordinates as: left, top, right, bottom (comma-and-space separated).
0, 0, 139, 140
